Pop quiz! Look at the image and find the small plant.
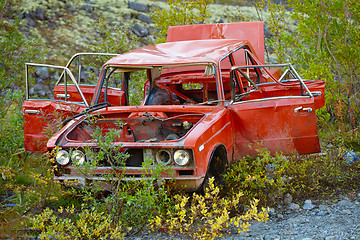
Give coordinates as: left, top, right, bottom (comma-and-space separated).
150, 177, 268, 240
32, 205, 124, 240
225, 147, 290, 205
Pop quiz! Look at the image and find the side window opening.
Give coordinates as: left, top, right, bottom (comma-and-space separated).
230, 63, 312, 103
25, 63, 87, 106
97, 68, 147, 107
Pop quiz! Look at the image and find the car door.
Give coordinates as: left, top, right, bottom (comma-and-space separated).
227, 67, 321, 158
23, 53, 124, 152
23, 63, 89, 152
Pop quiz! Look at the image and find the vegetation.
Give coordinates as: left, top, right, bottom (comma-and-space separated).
225, 146, 360, 205
151, 0, 214, 43
150, 177, 268, 239
0, 0, 45, 162
91, 18, 146, 105
250, 0, 360, 131
0, 0, 359, 239
32, 127, 172, 239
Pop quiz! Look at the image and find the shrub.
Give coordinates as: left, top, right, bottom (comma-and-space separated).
225, 148, 290, 205
150, 177, 268, 240
225, 147, 360, 205
32, 206, 124, 240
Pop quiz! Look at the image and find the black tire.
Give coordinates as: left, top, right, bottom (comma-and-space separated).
198, 148, 228, 194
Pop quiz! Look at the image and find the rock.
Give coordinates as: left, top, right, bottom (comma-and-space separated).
80, 70, 89, 81
34, 82, 43, 91
267, 207, 276, 217
66, 5, 77, 14
90, 12, 99, 20
216, 18, 224, 23
265, 163, 275, 178
271, 0, 287, 3
26, 17, 36, 27
337, 200, 354, 208
37, 90, 46, 97
287, 203, 300, 211
131, 23, 149, 37
129, 2, 149, 12
316, 210, 328, 216
55, 11, 61, 18
283, 193, 293, 205
137, 14, 153, 23
23, 8, 46, 23
35, 67, 49, 79
35, 8, 45, 20
342, 209, 352, 215
82, 4, 94, 13
325, 236, 338, 240
124, 14, 132, 20
29, 88, 35, 96
303, 200, 315, 210
318, 204, 328, 211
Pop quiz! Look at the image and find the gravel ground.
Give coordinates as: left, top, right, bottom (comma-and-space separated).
230, 197, 360, 240
129, 194, 360, 240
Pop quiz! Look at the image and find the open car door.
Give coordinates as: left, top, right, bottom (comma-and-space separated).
22, 53, 123, 152
22, 63, 89, 152
227, 63, 322, 157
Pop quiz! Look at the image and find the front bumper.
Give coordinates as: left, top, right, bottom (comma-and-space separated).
54, 166, 204, 191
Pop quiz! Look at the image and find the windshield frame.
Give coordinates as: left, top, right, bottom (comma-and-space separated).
91, 63, 221, 107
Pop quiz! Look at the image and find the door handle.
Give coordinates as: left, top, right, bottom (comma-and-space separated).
24, 109, 40, 114
294, 106, 313, 113
56, 94, 71, 99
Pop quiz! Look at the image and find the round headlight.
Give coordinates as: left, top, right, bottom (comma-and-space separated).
174, 150, 190, 166
71, 150, 85, 165
56, 150, 70, 166
156, 149, 172, 165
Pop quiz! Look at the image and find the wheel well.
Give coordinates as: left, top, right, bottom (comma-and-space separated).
208, 145, 228, 177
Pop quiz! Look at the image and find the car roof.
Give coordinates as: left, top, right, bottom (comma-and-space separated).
104, 39, 251, 68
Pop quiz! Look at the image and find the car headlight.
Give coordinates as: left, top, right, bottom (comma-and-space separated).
156, 149, 172, 165
174, 150, 191, 166
56, 150, 70, 166
72, 150, 85, 165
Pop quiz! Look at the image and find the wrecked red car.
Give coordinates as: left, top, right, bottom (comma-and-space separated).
22, 22, 325, 191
